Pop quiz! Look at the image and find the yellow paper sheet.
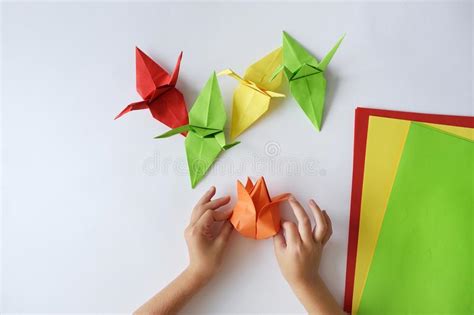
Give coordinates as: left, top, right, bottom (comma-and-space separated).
352, 116, 474, 314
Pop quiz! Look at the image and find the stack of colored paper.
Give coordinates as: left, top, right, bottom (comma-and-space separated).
344, 108, 474, 314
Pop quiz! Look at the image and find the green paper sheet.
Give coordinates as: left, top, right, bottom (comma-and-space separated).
358, 123, 473, 314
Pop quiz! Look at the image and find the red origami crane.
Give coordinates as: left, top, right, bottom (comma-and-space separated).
115, 47, 188, 132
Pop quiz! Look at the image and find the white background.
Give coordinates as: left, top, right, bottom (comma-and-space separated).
1, 1, 472, 314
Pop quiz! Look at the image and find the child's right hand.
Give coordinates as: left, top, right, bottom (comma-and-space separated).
273, 197, 343, 314
273, 197, 332, 289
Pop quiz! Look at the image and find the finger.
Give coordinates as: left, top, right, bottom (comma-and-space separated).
191, 196, 230, 226
273, 229, 286, 252
190, 187, 216, 224
309, 199, 328, 243
195, 209, 215, 233
213, 208, 233, 221
215, 221, 233, 247
203, 195, 231, 211
322, 210, 333, 245
289, 197, 313, 244
282, 221, 300, 245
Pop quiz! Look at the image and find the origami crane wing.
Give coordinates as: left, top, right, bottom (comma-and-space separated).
135, 47, 171, 99
184, 129, 239, 188
157, 127, 232, 188
289, 73, 326, 130
185, 132, 223, 188
219, 49, 285, 139
282, 31, 318, 73
229, 84, 274, 139
243, 47, 283, 91
147, 88, 188, 129
189, 72, 226, 130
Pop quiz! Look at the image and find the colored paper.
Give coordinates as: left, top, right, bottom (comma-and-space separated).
273, 32, 344, 131
344, 107, 474, 313
115, 47, 188, 133
352, 116, 474, 314
358, 123, 474, 313
230, 177, 290, 239
155, 72, 239, 188
218, 48, 285, 139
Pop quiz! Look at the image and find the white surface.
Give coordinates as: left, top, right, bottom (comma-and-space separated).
1, 1, 472, 313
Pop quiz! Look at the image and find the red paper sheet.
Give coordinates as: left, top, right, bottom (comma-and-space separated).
344, 107, 474, 313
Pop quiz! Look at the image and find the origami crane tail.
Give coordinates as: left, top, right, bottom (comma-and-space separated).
169, 51, 183, 86
114, 100, 148, 120
154, 124, 190, 138
318, 34, 345, 71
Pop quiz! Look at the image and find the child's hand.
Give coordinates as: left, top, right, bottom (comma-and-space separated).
184, 186, 234, 284
134, 187, 233, 314
273, 197, 332, 288
274, 197, 342, 314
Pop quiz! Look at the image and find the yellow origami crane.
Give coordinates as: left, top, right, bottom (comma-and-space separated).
218, 48, 285, 140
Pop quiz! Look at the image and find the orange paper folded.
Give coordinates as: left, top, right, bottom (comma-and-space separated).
230, 177, 291, 240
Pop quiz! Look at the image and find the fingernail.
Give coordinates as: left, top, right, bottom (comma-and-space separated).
289, 196, 295, 201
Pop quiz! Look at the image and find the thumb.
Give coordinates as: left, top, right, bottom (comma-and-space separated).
273, 229, 286, 253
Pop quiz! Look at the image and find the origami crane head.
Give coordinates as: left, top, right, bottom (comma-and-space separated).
271, 32, 344, 131
155, 72, 239, 188
230, 177, 291, 240
218, 48, 285, 140
115, 47, 188, 134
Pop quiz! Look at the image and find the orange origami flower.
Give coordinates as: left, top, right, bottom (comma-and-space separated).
230, 177, 291, 240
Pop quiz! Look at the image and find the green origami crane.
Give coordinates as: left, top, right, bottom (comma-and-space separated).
155, 72, 239, 188
273, 32, 344, 131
